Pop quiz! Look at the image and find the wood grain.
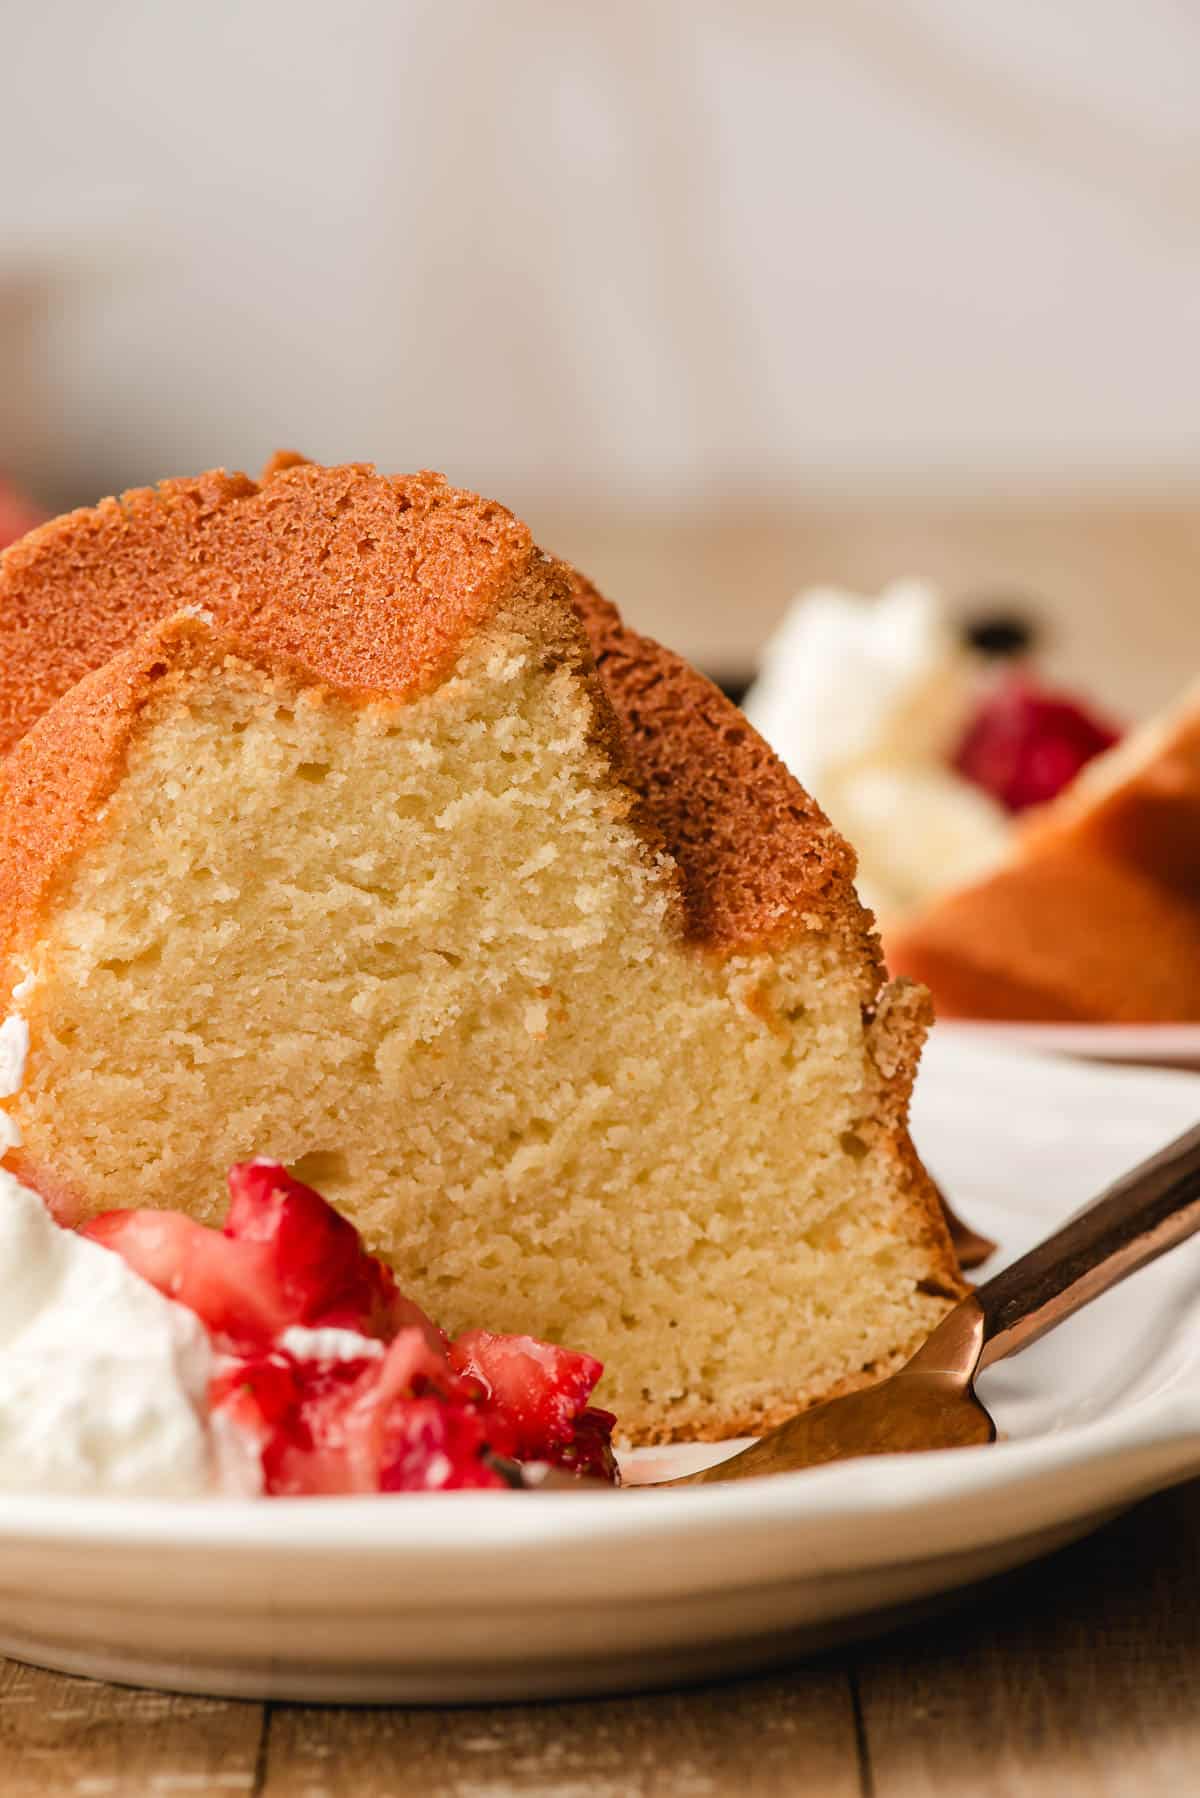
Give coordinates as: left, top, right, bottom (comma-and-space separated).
0, 1661, 264, 1796
856, 1481, 1200, 1797
260, 1666, 861, 1798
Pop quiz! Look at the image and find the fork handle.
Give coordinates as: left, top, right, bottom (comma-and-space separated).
974, 1119, 1200, 1370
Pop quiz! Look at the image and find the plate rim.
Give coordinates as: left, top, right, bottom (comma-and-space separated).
937, 1019, 1200, 1062
0, 1384, 1195, 1580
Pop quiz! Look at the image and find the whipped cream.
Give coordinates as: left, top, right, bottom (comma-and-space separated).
743, 581, 1011, 917
0, 1170, 234, 1497
0, 1015, 28, 1098
279, 1325, 384, 1363
0, 994, 30, 1152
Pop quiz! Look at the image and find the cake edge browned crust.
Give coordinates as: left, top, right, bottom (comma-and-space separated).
0, 462, 538, 754
0, 459, 864, 959
565, 567, 875, 968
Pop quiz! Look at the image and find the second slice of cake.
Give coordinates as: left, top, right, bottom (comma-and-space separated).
889, 681, 1200, 1022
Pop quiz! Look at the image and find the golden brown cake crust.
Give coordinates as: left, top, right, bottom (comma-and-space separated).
567, 571, 875, 970
0, 463, 542, 750
0, 459, 870, 962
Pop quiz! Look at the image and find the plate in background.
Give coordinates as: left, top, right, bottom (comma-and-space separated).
0, 1035, 1198, 1703
939, 1020, 1200, 1071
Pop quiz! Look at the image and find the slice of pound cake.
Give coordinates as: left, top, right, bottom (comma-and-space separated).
0, 460, 963, 1443
889, 680, 1200, 1023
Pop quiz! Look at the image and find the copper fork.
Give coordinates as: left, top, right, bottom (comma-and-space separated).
647, 1118, 1200, 1486
510, 1122, 1200, 1491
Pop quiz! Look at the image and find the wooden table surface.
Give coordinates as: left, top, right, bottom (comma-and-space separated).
5, 1473, 1200, 1796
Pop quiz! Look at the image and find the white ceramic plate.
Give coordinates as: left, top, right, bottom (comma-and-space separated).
3, 1034, 1199, 1703
939, 1020, 1200, 1070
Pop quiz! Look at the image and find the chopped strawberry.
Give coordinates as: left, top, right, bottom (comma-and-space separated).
448, 1329, 605, 1459
209, 1348, 302, 1431
554, 1406, 621, 1483
371, 1326, 470, 1406
211, 1347, 382, 1496
378, 1400, 507, 1491
83, 1209, 289, 1343
225, 1161, 442, 1348
336, 1328, 479, 1489
211, 1324, 616, 1495
212, 1329, 506, 1494
84, 1163, 442, 1352
952, 671, 1121, 814
85, 1164, 620, 1493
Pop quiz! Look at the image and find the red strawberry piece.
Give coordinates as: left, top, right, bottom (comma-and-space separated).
212, 1347, 384, 1496
448, 1329, 605, 1461
350, 1329, 516, 1491
212, 1328, 503, 1495
209, 1348, 302, 1431
551, 1406, 620, 1483
952, 671, 1121, 814
82, 1209, 290, 1343
378, 1399, 507, 1491
336, 1327, 477, 1489
85, 1166, 443, 1354
0, 479, 41, 550
371, 1326, 467, 1405
225, 1162, 444, 1348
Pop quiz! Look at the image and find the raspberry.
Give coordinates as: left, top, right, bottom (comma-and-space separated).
953, 671, 1121, 813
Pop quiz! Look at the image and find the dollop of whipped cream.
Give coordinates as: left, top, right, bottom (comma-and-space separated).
743, 580, 1011, 917
0, 1169, 245, 1497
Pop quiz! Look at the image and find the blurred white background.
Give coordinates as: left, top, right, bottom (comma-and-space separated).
3, 0, 1199, 694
